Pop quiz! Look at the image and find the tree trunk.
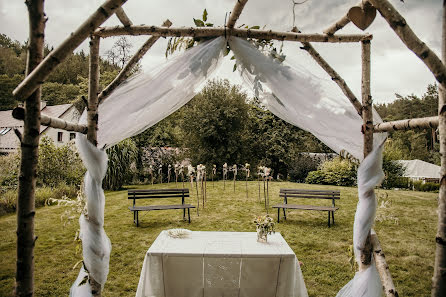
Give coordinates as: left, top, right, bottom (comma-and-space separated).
433, 1, 446, 296
15, 1, 45, 296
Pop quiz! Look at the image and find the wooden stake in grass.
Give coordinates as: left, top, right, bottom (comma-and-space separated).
15, 1, 45, 295
232, 164, 237, 193
188, 165, 199, 215
212, 164, 216, 188
244, 163, 250, 199
223, 163, 228, 190
174, 163, 179, 187
258, 166, 262, 203
167, 164, 171, 184
149, 165, 154, 186
180, 165, 185, 188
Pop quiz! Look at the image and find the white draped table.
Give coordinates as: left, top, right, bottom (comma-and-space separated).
136, 231, 308, 297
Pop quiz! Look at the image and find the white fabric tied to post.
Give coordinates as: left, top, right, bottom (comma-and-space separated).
70, 133, 110, 297
336, 144, 385, 297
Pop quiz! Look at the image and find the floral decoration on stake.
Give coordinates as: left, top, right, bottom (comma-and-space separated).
158, 164, 163, 184
148, 164, 154, 185
232, 164, 237, 192
243, 163, 250, 198
187, 165, 198, 215
212, 164, 216, 188
223, 163, 228, 190
254, 214, 275, 243
167, 164, 172, 184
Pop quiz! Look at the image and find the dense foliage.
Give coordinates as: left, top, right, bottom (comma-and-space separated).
306, 157, 358, 186
0, 137, 84, 215
376, 84, 440, 165
0, 33, 121, 111
37, 137, 85, 187
104, 139, 138, 190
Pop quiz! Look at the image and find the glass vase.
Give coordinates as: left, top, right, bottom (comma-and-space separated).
257, 227, 268, 243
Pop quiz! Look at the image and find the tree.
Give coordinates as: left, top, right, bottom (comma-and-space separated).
179, 79, 250, 167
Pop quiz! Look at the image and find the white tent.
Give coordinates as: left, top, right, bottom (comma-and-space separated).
398, 159, 441, 181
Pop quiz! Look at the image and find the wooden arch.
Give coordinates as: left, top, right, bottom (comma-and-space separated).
12, 0, 446, 296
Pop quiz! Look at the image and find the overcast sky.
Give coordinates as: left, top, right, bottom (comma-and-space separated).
0, 0, 442, 104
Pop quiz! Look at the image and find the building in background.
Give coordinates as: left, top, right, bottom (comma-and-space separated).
397, 159, 441, 183
0, 101, 80, 154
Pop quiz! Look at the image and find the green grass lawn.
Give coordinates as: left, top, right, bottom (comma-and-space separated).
0, 181, 438, 296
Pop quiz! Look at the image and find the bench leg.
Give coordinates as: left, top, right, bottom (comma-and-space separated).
136, 211, 139, 227
283, 208, 286, 220
277, 208, 280, 222
328, 211, 331, 227
331, 211, 335, 225
188, 208, 191, 223
133, 211, 136, 224
183, 208, 186, 221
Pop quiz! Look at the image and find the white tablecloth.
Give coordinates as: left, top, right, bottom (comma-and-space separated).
136, 231, 308, 297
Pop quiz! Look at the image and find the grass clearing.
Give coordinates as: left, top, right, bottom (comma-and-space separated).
0, 181, 437, 296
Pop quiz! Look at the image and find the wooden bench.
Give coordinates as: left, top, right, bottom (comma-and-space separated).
128, 188, 195, 226
272, 189, 340, 227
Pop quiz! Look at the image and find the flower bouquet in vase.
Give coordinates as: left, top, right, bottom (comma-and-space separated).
254, 214, 275, 243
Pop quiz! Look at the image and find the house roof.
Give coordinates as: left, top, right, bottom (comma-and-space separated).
397, 159, 441, 179
0, 103, 74, 135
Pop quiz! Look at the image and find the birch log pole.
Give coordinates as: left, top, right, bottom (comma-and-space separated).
360, 40, 374, 271
368, 0, 446, 90
13, 0, 128, 102
95, 26, 372, 43
12, 107, 88, 134
15, 1, 45, 296
86, 36, 102, 296
433, 2, 446, 296
227, 0, 248, 29
98, 19, 172, 104
292, 27, 363, 116
373, 116, 438, 133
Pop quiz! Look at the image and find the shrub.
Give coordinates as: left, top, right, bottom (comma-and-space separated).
288, 154, 320, 182
0, 183, 79, 216
412, 180, 440, 192
306, 157, 357, 186
0, 152, 20, 191
38, 137, 85, 187
104, 139, 138, 190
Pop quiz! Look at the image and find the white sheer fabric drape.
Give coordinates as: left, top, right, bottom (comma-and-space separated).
79, 37, 226, 149
228, 37, 386, 161
73, 36, 386, 297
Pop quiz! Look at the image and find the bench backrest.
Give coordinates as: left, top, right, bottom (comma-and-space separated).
280, 189, 340, 207
128, 189, 190, 206
279, 189, 340, 200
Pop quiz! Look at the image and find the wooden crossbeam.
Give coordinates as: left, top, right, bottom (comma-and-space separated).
12, 0, 128, 102
95, 25, 373, 43
292, 27, 363, 116
227, 0, 248, 29
12, 107, 87, 134
115, 7, 133, 27
373, 116, 438, 133
98, 19, 172, 104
